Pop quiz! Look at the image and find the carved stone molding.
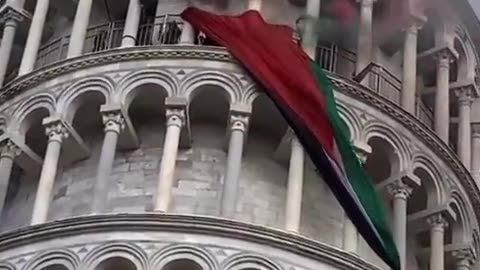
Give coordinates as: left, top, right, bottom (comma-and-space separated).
44, 119, 69, 144
102, 110, 125, 134
0, 214, 383, 270
0, 139, 20, 159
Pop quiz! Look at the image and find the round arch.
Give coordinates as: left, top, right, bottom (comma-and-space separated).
410, 154, 446, 209
21, 249, 80, 270
116, 69, 178, 108
181, 70, 242, 104
10, 93, 56, 137
82, 242, 149, 270
56, 76, 114, 123
0, 262, 16, 270
363, 122, 410, 172
151, 244, 218, 270
221, 253, 283, 270
336, 103, 362, 142
242, 83, 260, 106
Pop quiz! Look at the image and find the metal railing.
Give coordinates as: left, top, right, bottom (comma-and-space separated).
35, 15, 184, 69
317, 44, 434, 128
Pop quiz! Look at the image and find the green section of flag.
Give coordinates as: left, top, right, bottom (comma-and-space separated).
309, 61, 400, 270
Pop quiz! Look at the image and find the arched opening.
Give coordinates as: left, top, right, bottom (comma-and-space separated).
69, 91, 106, 141
365, 137, 396, 185
237, 93, 288, 227
38, 265, 69, 270
167, 85, 229, 215
23, 107, 50, 157
127, 83, 169, 147
162, 259, 202, 270
95, 257, 137, 270
247, 93, 287, 157
189, 85, 229, 149
408, 167, 435, 219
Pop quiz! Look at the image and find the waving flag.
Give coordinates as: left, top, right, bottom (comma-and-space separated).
181, 7, 400, 270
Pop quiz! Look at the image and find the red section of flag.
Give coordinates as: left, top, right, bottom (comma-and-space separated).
181, 7, 338, 164
326, 0, 357, 25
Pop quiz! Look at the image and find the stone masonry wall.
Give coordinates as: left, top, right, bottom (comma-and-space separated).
0, 122, 344, 249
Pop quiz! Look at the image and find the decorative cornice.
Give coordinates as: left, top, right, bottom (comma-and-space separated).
0, 214, 382, 270
0, 46, 478, 226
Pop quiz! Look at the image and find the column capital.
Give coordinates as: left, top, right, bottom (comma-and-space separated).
427, 213, 449, 230
472, 123, 480, 138
433, 49, 456, 66
165, 108, 185, 128
102, 110, 125, 134
456, 88, 474, 107
229, 113, 250, 133
0, 139, 20, 159
452, 248, 475, 268
0, 7, 27, 26
352, 141, 371, 165
386, 180, 413, 200
44, 119, 69, 143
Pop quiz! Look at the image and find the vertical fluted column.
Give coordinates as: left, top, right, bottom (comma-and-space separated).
221, 114, 249, 218
31, 121, 69, 225
122, 0, 142, 47
302, 0, 320, 59
285, 132, 304, 232
18, 0, 49, 76
401, 22, 420, 113
387, 181, 412, 270
471, 125, 480, 183
456, 89, 473, 170
0, 140, 20, 217
154, 109, 185, 212
92, 110, 125, 213
355, 0, 375, 84
434, 53, 451, 143
0, 10, 23, 86
427, 214, 448, 270
67, 0, 93, 57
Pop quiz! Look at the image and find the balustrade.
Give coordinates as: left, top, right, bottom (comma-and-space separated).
316, 44, 434, 128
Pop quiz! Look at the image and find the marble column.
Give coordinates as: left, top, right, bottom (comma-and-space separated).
427, 214, 448, 270
401, 22, 420, 114
456, 89, 473, 170
452, 249, 474, 270
434, 53, 451, 143
31, 121, 69, 225
0, 10, 23, 86
355, 0, 375, 84
248, 0, 262, 11
221, 114, 249, 218
302, 0, 320, 59
179, 22, 195, 45
18, 0, 50, 76
92, 111, 125, 213
154, 109, 185, 212
471, 125, 480, 183
121, 0, 142, 47
67, 0, 93, 57
0, 140, 20, 217
285, 133, 304, 232
387, 181, 413, 270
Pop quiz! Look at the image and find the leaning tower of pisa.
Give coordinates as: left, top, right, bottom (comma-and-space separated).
0, 0, 480, 270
